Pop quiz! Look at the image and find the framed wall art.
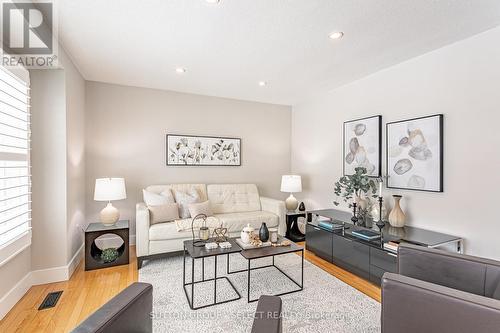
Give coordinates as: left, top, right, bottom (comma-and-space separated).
386, 114, 443, 192
166, 134, 241, 166
343, 115, 382, 177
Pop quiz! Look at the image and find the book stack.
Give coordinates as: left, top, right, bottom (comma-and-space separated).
318, 220, 344, 231
383, 241, 400, 253
351, 229, 381, 241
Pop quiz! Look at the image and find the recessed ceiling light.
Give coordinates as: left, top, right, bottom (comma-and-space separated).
258, 81, 267, 87
176, 67, 186, 74
205, 0, 220, 4
328, 31, 344, 40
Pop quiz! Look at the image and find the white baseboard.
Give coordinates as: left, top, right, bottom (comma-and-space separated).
0, 243, 84, 320
67, 243, 85, 279
0, 272, 32, 320
30, 243, 85, 285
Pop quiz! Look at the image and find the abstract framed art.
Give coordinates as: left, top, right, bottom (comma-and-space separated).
343, 115, 382, 177
386, 114, 443, 192
166, 134, 241, 166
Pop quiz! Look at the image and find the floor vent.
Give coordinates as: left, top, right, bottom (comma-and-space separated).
38, 291, 63, 310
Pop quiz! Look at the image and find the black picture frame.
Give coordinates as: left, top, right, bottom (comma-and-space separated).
343, 115, 382, 177
166, 134, 241, 166
386, 114, 443, 192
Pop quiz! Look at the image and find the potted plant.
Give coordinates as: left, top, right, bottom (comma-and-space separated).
334, 167, 378, 224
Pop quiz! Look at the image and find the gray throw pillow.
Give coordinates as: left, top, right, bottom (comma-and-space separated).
173, 188, 201, 218
148, 203, 179, 225
188, 201, 213, 218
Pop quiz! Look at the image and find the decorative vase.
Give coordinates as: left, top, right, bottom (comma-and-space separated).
388, 195, 406, 227
240, 224, 254, 244
259, 223, 269, 242
298, 202, 306, 211
370, 198, 387, 222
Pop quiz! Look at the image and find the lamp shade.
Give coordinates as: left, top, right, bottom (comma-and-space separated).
94, 178, 127, 201
280, 175, 302, 193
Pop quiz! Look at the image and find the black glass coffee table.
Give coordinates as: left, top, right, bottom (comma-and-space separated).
183, 238, 242, 310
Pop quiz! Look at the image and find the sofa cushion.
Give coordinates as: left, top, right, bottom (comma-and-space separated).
148, 203, 179, 225
188, 201, 213, 218
215, 211, 278, 233
145, 184, 208, 202
150, 212, 278, 240
173, 188, 201, 218
143, 189, 174, 206
207, 184, 261, 214
150, 216, 220, 241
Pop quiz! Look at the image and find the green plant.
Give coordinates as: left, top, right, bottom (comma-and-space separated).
334, 167, 378, 208
101, 248, 119, 263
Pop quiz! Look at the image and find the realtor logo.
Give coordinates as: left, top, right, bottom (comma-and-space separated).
1, 1, 58, 68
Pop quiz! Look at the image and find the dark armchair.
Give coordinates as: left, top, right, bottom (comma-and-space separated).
381, 244, 500, 333
71, 282, 153, 333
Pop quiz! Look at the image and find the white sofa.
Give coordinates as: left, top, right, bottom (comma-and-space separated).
136, 183, 286, 268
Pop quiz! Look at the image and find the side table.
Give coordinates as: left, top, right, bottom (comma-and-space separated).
85, 220, 129, 271
286, 211, 306, 242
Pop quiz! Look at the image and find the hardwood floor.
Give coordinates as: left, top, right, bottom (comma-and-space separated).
0, 243, 380, 332
0, 248, 138, 333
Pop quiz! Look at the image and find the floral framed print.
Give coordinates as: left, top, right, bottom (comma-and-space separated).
166, 134, 241, 166
343, 115, 382, 177
386, 114, 443, 192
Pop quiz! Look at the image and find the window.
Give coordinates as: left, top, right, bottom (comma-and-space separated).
0, 66, 30, 263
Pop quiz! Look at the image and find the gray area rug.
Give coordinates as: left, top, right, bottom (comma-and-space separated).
139, 252, 380, 332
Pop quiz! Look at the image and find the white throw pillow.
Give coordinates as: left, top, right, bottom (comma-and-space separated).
143, 189, 174, 206
188, 201, 213, 218
148, 203, 179, 225
173, 188, 201, 219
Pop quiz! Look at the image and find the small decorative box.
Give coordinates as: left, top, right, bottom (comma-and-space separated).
205, 242, 218, 250
219, 242, 232, 249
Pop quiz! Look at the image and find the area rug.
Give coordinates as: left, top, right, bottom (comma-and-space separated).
139, 252, 380, 332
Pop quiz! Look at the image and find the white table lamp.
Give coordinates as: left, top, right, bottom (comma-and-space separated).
94, 178, 127, 226
281, 175, 302, 211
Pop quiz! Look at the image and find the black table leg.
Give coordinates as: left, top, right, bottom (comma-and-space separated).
202, 257, 204, 281
191, 257, 194, 308
182, 246, 186, 286
247, 259, 251, 303
214, 255, 217, 303
301, 249, 304, 288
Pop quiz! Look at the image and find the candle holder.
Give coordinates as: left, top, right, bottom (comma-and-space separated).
375, 196, 386, 242
351, 202, 358, 225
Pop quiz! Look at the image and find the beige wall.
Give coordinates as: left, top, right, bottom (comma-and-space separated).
85, 81, 291, 236
292, 26, 500, 260
30, 69, 68, 270
30, 47, 86, 271
62, 49, 86, 262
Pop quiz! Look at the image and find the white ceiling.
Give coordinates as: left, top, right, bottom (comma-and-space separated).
58, 0, 500, 105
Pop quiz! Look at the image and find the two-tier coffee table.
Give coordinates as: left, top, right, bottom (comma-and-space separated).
183, 237, 304, 309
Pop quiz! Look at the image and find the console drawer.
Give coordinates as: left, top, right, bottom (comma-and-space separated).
306, 224, 332, 262
332, 234, 370, 279
370, 247, 398, 272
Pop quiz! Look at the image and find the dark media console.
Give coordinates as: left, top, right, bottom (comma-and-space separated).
305, 209, 463, 285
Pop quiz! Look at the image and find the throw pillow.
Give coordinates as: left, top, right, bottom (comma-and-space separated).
173, 188, 201, 218
188, 201, 213, 218
148, 203, 179, 225
143, 188, 175, 206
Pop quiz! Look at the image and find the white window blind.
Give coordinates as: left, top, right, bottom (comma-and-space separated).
0, 66, 30, 249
